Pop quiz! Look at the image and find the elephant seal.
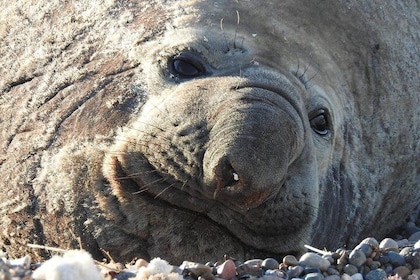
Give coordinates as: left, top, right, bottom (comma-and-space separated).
0, 0, 419, 264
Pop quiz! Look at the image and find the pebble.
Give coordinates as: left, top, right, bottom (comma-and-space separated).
351, 273, 364, 280
181, 261, 213, 277
262, 258, 279, 270
354, 244, 373, 258
217, 259, 236, 280
304, 272, 324, 280
385, 251, 406, 267
365, 268, 387, 280
394, 265, 411, 278
237, 263, 264, 278
413, 269, 420, 277
341, 273, 352, 280
349, 250, 366, 267
409, 252, 420, 269
284, 255, 299, 266
343, 264, 359, 275
245, 259, 264, 267
409, 232, 420, 242
379, 238, 399, 251
325, 275, 340, 280
287, 265, 304, 278
359, 237, 380, 251
299, 253, 331, 271
135, 258, 149, 269
415, 240, 420, 250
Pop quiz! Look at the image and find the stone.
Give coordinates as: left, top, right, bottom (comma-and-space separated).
262, 258, 280, 270
379, 238, 399, 251
349, 250, 367, 267
135, 258, 149, 269
413, 269, 420, 277
181, 261, 213, 277
414, 240, 420, 250
393, 266, 411, 278
265, 269, 285, 278
325, 275, 340, 280
284, 255, 299, 266
326, 267, 340, 276
245, 259, 264, 267
354, 244, 373, 258
217, 260, 236, 280
386, 251, 406, 267
409, 232, 420, 242
304, 272, 324, 280
365, 269, 387, 280
340, 273, 352, 280
408, 274, 419, 280
359, 237, 380, 251
409, 252, 420, 269
299, 253, 331, 271
343, 264, 358, 276
287, 266, 304, 278
351, 273, 363, 280
237, 263, 264, 278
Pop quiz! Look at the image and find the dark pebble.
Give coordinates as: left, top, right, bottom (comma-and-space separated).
349, 250, 366, 267
378, 255, 390, 265
408, 252, 420, 269
237, 263, 264, 278
287, 265, 304, 278
304, 267, 321, 274
262, 258, 279, 270
385, 251, 406, 267
343, 264, 358, 275
365, 269, 387, 280
393, 266, 411, 278
354, 244, 373, 257
304, 272, 324, 280
326, 267, 340, 276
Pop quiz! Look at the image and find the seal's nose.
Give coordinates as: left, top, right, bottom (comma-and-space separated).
214, 157, 241, 195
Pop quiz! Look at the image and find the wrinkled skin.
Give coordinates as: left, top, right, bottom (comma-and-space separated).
0, 0, 419, 264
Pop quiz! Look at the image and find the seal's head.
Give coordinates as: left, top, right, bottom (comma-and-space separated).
102, 1, 348, 261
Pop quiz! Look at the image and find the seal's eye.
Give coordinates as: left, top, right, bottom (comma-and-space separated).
309, 109, 330, 136
168, 52, 205, 78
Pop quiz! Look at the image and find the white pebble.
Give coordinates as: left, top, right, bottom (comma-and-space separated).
379, 238, 398, 251
351, 273, 364, 280
414, 239, 420, 250
32, 250, 101, 280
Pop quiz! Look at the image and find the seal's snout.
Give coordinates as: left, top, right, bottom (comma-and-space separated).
214, 157, 241, 193
202, 86, 305, 210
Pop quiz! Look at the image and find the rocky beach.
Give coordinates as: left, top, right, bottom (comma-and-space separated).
1, 205, 419, 280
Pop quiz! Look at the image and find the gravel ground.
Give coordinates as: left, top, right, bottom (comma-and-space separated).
1, 204, 419, 280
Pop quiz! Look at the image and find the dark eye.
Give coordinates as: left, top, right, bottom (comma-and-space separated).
168, 52, 205, 78
309, 109, 330, 136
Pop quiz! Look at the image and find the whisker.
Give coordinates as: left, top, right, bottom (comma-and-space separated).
220, 18, 231, 53
132, 177, 167, 194
153, 182, 177, 199
180, 179, 189, 191
233, 10, 240, 49
115, 169, 159, 180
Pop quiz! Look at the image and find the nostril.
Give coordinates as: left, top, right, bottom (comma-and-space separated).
214, 158, 240, 192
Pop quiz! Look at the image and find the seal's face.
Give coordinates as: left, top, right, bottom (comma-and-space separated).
103, 2, 344, 257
